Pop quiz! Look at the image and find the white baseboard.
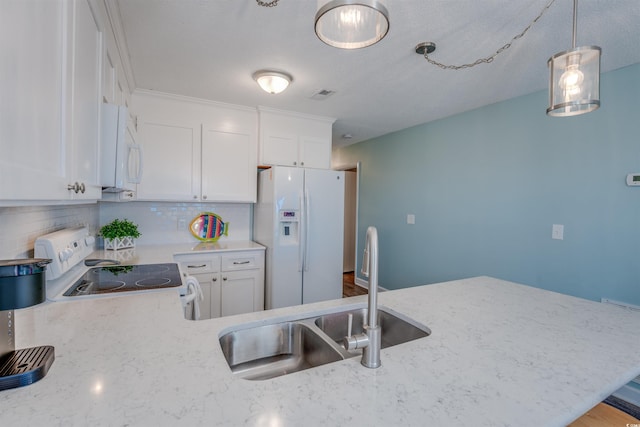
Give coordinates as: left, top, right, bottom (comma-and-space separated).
353, 276, 388, 292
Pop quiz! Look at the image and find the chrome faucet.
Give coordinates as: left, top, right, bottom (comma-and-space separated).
344, 226, 381, 368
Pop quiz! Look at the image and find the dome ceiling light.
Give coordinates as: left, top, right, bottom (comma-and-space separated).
252, 70, 293, 94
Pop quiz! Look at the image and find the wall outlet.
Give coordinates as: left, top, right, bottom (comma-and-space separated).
552, 224, 564, 240
177, 218, 187, 231
407, 214, 415, 225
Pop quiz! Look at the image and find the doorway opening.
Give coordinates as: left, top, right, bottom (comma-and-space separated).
336, 162, 367, 297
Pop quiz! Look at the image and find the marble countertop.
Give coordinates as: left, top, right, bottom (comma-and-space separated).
44, 242, 265, 300
90, 241, 265, 265
3, 276, 640, 426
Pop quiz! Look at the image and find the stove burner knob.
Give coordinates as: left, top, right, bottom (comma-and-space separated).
58, 248, 74, 262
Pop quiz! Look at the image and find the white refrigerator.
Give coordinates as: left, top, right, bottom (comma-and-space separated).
254, 166, 345, 309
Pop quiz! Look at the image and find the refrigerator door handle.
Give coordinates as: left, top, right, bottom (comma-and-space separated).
304, 188, 310, 272
298, 190, 305, 272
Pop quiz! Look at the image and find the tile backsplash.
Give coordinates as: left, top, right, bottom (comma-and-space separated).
0, 201, 253, 260
0, 204, 99, 259
99, 202, 252, 245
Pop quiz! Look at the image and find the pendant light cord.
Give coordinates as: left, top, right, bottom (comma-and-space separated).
422, 0, 557, 70
571, 0, 578, 49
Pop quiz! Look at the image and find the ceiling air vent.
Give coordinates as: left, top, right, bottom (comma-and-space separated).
310, 89, 336, 100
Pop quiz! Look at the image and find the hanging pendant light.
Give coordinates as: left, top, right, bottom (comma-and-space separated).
547, 0, 601, 117
315, 0, 389, 49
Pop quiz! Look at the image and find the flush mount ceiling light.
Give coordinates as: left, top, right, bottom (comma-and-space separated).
252, 70, 293, 94
315, 0, 389, 49
547, 0, 600, 117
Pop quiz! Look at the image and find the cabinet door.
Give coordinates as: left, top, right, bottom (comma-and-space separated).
67, 0, 102, 200
187, 273, 222, 320
210, 274, 221, 319
201, 125, 257, 202
102, 48, 117, 105
260, 133, 298, 167
136, 118, 200, 201
0, 0, 68, 200
299, 136, 331, 169
189, 272, 213, 320
221, 270, 261, 317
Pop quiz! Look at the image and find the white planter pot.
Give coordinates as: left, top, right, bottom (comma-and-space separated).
104, 236, 136, 251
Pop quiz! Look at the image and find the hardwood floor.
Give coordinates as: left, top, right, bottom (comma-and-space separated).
569, 402, 639, 426
342, 272, 368, 297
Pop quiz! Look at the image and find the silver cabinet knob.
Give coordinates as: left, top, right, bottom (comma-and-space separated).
67, 182, 85, 194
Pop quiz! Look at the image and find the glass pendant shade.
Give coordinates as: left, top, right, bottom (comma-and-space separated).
253, 71, 292, 94
315, 0, 389, 49
547, 46, 600, 116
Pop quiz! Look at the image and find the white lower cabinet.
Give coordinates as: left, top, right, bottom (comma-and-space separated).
175, 249, 264, 320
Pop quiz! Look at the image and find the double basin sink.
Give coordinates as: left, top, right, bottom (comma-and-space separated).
219, 304, 431, 380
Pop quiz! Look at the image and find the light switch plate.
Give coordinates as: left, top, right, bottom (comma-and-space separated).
407, 214, 415, 225
552, 224, 564, 240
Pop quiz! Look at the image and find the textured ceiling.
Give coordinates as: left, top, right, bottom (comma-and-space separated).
114, 0, 640, 147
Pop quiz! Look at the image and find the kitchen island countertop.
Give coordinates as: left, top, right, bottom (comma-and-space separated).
2, 276, 640, 426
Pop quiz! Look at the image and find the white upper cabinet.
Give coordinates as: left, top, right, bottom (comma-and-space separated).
0, 0, 102, 202
136, 117, 201, 201
202, 125, 257, 202
66, 0, 103, 200
258, 107, 335, 169
134, 91, 257, 203
0, 0, 68, 200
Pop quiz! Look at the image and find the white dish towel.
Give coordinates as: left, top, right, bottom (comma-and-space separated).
180, 276, 203, 320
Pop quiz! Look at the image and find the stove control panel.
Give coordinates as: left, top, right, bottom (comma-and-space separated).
35, 227, 95, 280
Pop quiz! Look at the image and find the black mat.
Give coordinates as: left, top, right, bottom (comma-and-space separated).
604, 395, 640, 420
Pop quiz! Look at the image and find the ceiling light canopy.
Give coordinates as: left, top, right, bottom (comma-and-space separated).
252, 70, 293, 94
547, 0, 600, 117
315, 0, 389, 49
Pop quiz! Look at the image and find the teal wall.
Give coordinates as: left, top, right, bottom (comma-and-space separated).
336, 63, 640, 304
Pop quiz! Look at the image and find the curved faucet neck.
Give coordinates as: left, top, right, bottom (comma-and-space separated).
363, 226, 379, 328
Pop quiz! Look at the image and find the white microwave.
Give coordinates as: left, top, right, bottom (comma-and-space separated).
100, 103, 143, 192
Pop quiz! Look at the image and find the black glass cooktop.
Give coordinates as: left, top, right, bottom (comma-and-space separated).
64, 263, 182, 297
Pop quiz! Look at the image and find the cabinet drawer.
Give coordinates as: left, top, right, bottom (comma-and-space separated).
175, 255, 221, 273
221, 253, 260, 271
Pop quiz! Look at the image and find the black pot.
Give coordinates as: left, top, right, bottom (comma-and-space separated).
0, 259, 52, 310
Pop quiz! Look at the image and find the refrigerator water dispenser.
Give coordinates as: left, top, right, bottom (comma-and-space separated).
279, 210, 299, 245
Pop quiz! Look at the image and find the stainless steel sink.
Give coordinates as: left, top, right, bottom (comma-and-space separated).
219, 322, 343, 380
218, 305, 430, 380
314, 307, 430, 352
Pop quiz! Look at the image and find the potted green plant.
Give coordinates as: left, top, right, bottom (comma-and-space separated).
99, 218, 141, 250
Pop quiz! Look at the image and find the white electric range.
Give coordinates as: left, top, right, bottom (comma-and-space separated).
34, 227, 187, 301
